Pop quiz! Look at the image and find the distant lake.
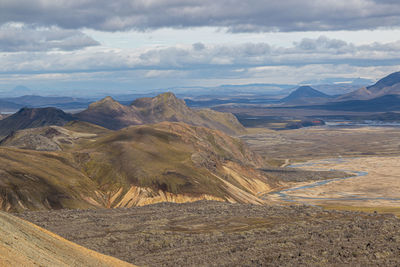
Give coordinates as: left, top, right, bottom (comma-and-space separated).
325, 120, 400, 127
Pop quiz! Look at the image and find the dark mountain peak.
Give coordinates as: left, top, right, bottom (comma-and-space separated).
0, 107, 74, 137
282, 86, 329, 102
367, 71, 400, 93
16, 107, 70, 117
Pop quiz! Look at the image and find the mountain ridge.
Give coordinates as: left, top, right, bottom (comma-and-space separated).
335, 71, 400, 101
76, 92, 246, 135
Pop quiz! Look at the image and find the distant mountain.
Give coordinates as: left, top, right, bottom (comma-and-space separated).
281, 86, 332, 104
0, 107, 74, 137
367, 72, 400, 93
0, 95, 91, 111
0, 100, 23, 112
75, 96, 143, 130
312, 84, 367, 96
4, 95, 90, 107
335, 71, 400, 101
301, 77, 373, 86
168, 83, 295, 97
76, 92, 246, 135
300, 94, 400, 112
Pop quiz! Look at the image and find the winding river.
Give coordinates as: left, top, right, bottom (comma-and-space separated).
265, 157, 400, 205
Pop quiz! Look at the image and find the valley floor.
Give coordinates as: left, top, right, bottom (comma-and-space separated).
244, 125, 400, 216
270, 156, 400, 216
242, 125, 400, 160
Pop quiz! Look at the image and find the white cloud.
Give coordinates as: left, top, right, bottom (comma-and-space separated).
1, 36, 400, 75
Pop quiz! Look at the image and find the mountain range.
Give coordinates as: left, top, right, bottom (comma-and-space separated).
76, 92, 246, 135
0, 72, 398, 113
1, 73, 400, 212
0, 92, 246, 137
0, 121, 273, 212
0, 92, 277, 212
277, 71, 400, 111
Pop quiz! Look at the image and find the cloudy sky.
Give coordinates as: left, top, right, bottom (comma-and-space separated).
1, 0, 400, 95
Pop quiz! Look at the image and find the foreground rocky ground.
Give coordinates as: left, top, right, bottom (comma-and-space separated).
18, 201, 400, 266
0, 211, 133, 266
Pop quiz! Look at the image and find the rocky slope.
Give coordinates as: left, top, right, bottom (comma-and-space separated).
0, 121, 274, 211
0, 211, 134, 266
76, 92, 246, 135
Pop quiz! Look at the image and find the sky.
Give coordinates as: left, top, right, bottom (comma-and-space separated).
1, 0, 400, 96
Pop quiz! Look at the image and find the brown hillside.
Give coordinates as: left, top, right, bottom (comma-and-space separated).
75, 122, 273, 207
0, 211, 134, 266
0, 122, 274, 211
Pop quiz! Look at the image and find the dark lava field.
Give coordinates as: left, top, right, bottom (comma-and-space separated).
18, 201, 400, 266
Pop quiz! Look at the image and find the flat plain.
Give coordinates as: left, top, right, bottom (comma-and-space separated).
277, 156, 400, 213
241, 125, 400, 160
243, 125, 400, 216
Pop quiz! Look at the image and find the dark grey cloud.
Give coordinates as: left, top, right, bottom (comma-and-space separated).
0, 24, 99, 52
294, 36, 352, 51
1, 0, 400, 32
